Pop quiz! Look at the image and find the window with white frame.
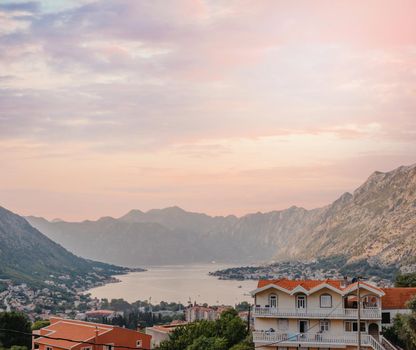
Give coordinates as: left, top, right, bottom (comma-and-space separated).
296, 294, 306, 309
278, 318, 289, 331
104, 345, 114, 350
320, 294, 332, 308
269, 294, 278, 308
319, 320, 330, 332
345, 321, 366, 332
136, 340, 143, 348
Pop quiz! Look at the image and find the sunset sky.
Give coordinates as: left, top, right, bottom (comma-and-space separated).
1, 0, 415, 221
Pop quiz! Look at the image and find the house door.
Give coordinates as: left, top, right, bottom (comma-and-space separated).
299, 320, 308, 333
368, 323, 379, 340
297, 295, 306, 310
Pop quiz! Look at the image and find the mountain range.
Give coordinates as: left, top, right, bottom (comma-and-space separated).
26, 163, 416, 271
0, 206, 128, 288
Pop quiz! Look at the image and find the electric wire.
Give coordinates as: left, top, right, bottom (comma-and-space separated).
0, 328, 145, 350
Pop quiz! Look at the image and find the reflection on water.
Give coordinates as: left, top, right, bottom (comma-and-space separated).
88, 264, 257, 305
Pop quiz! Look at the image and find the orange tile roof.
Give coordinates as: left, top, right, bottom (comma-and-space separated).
36, 318, 113, 349
257, 279, 383, 293
257, 279, 343, 290
381, 288, 416, 309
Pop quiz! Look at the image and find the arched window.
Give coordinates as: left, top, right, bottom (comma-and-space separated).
269, 294, 278, 308
320, 294, 332, 308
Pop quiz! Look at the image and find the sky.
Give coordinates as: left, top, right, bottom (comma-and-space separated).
0, 0, 415, 221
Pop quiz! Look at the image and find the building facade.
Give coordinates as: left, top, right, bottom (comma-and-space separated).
33, 317, 151, 350
251, 279, 412, 350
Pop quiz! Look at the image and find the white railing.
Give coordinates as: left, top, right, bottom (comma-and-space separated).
253, 306, 381, 319
381, 336, 401, 350
253, 332, 386, 350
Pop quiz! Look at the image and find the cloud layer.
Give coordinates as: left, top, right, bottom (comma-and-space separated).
1, 0, 415, 220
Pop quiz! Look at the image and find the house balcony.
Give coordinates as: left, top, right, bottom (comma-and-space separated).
252, 306, 381, 319
252, 332, 385, 350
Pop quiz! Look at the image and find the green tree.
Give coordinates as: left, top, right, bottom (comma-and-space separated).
32, 320, 50, 331
0, 312, 31, 348
386, 296, 416, 350
235, 302, 250, 312
157, 308, 250, 350
395, 273, 416, 287
109, 298, 132, 312
229, 342, 254, 350
186, 336, 228, 350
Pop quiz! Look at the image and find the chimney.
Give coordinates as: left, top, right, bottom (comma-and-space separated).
341, 276, 348, 288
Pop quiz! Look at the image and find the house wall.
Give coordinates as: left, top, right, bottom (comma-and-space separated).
255, 287, 345, 310
145, 328, 170, 349
97, 328, 151, 350
381, 309, 411, 327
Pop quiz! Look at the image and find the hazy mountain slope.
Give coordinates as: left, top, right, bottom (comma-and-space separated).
0, 206, 127, 288
26, 163, 416, 269
284, 164, 416, 267
119, 206, 238, 234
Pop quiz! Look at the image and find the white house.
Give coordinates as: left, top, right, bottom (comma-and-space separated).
250, 278, 415, 350
380, 287, 416, 327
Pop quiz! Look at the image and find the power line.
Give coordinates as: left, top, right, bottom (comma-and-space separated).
0, 328, 145, 350
254, 299, 344, 348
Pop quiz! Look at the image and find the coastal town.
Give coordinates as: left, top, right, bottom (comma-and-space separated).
7, 274, 414, 350
210, 258, 397, 287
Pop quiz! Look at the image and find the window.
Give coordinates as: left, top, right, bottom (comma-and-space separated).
345, 321, 366, 332
104, 345, 114, 350
46, 347, 53, 350
382, 312, 391, 324
136, 340, 142, 348
319, 320, 330, 332
299, 320, 308, 333
320, 294, 332, 308
269, 294, 278, 308
296, 294, 306, 309
278, 319, 289, 331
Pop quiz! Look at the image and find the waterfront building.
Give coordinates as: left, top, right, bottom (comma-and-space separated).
185, 304, 230, 322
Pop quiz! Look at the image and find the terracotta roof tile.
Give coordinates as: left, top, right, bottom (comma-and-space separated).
256, 279, 383, 293
36, 319, 113, 349
382, 288, 416, 309
257, 279, 343, 290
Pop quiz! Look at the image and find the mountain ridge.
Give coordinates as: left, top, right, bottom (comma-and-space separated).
26, 163, 416, 270
0, 206, 129, 288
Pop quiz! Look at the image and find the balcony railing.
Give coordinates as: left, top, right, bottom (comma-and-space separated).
253, 306, 381, 319
253, 332, 384, 349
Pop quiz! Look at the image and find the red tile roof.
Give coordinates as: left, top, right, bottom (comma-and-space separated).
256, 279, 383, 293
37, 319, 113, 349
257, 279, 342, 290
381, 288, 416, 309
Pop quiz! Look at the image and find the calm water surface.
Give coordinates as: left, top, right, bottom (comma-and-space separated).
88, 264, 256, 305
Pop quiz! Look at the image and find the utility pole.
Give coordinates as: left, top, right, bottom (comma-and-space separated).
94, 325, 98, 350
357, 279, 361, 350
247, 304, 251, 335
